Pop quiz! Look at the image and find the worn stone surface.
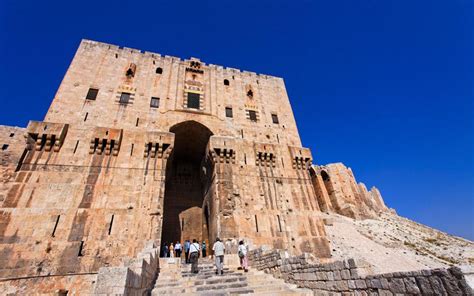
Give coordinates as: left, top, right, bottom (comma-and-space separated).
248, 248, 473, 295
310, 163, 390, 219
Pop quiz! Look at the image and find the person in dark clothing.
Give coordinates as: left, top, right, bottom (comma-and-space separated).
202, 241, 207, 257
184, 240, 190, 263
162, 243, 169, 258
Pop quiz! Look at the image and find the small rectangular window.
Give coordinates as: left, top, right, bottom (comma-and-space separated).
225, 107, 233, 118
150, 97, 160, 108
9, 133, 14, 137
86, 88, 99, 100
187, 92, 200, 109
248, 110, 257, 122
2, 144, 9, 150
119, 92, 130, 104
272, 114, 279, 124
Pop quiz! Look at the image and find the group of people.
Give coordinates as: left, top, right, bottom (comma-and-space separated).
161, 240, 207, 261
161, 238, 249, 275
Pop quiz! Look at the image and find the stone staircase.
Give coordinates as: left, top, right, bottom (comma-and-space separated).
151, 257, 313, 295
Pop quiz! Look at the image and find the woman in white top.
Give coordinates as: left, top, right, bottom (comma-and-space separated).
238, 240, 249, 272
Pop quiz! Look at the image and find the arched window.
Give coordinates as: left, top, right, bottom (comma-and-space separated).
224, 79, 230, 86
156, 67, 163, 74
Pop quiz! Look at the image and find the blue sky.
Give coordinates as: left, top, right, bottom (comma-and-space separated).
1, 1, 472, 239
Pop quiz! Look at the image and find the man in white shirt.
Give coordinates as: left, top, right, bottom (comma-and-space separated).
175, 241, 182, 258
189, 239, 200, 273
212, 237, 225, 275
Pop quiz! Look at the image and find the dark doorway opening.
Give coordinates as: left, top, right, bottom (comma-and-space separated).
160, 121, 213, 253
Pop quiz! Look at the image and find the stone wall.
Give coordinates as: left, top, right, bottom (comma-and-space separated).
93, 240, 159, 295
248, 248, 473, 295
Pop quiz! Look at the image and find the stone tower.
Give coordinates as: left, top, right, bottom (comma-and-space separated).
0, 40, 390, 293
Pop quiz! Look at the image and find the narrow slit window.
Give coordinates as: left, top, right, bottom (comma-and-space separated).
119, 92, 131, 104
85, 88, 99, 100
277, 215, 282, 232
187, 92, 200, 109
84, 112, 88, 122
248, 110, 257, 122
150, 97, 160, 108
108, 215, 114, 235
73, 140, 79, 154
78, 241, 84, 256
52, 215, 60, 237
255, 215, 259, 232
130, 144, 134, 156
136, 118, 139, 127
225, 107, 233, 118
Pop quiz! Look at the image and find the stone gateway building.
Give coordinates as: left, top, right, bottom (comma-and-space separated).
2, 39, 454, 295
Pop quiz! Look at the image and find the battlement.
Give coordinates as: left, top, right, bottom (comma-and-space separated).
79, 39, 281, 79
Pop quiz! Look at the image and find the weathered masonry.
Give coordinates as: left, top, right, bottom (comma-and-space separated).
0, 40, 389, 293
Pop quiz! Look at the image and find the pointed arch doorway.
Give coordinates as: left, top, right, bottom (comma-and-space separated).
160, 121, 213, 251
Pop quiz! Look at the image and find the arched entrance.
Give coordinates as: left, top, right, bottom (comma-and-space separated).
160, 121, 213, 251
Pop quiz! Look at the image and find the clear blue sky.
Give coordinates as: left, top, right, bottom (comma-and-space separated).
1, 1, 472, 239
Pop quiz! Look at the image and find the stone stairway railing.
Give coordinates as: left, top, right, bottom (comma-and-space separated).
248, 248, 473, 295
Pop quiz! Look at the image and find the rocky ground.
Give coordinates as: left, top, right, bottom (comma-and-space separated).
324, 212, 474, 274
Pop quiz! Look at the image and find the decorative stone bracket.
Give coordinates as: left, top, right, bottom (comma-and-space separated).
89, 127, 123, 156
25, 121, 69, 152
289, 146, 312, 170
143, 131, 174, 159
209, 136, 236, 164
254, 142, 276, 167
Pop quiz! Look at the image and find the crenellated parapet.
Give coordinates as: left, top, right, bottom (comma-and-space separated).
143, 131, 174, 159
89, 127, 123, 156
25, 121, 69, 152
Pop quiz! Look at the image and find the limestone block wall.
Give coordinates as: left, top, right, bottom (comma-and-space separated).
0, 126, 27, 204
249, 248, 473, 295
311, 163, 390, 219
94, 240, 159, 295
0, 123, 172, 284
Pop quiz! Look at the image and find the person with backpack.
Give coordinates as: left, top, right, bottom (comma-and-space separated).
189, 239, 200, 273
238, 240, 249, 272
212, 237, 225, 275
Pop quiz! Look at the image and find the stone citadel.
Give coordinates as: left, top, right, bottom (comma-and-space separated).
0, 40, 471, 295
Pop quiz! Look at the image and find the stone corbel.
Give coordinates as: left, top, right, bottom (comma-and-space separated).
89, 127, 123, 156
209, 136, 236, 164
143, 131, 174, 159
25, 121, 69, 152
254, 142, 277, 167
288, 146, 313, 170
